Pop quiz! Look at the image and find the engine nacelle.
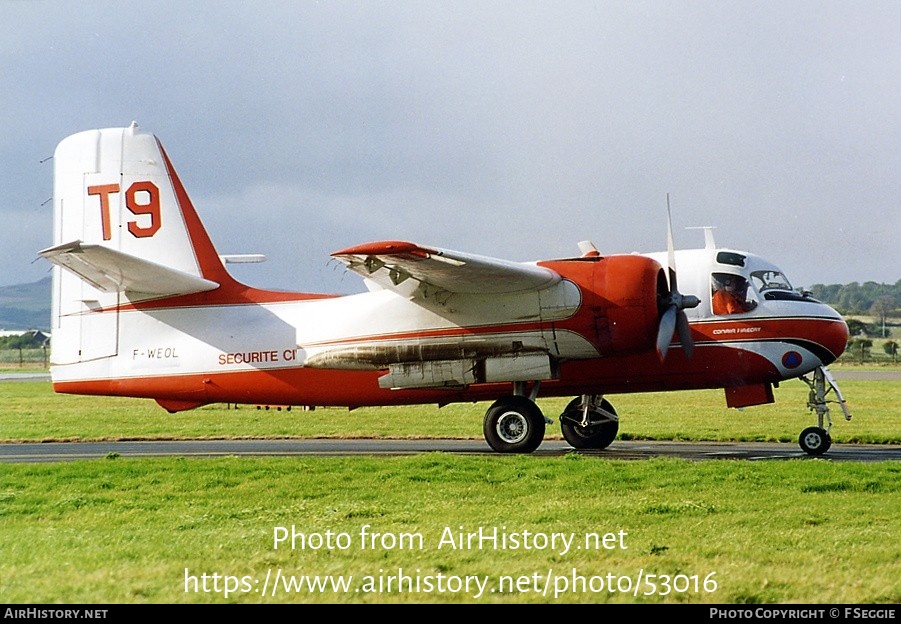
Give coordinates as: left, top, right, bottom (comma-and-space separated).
541, 254, 664, 357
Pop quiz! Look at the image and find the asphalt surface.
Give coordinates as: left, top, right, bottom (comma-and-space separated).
0, 438, 897, 463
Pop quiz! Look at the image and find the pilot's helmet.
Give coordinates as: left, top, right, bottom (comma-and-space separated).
715, 273, 747, 292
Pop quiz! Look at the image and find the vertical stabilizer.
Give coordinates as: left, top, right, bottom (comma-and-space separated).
47, 123, 233, 365
52, 122, 228, 282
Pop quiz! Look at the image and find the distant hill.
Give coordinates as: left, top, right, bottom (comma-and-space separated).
0, 277, 51, 331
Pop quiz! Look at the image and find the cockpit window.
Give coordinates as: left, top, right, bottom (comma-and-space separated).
749, 269, 821, 302
711, 272, 758, 315
750, 270, 793, 292
716, 251, 746, 267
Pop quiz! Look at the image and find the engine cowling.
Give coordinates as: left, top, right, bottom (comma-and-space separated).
540, 254, 665, 357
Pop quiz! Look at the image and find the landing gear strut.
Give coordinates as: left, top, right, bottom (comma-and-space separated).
559, 395, 619, 450
797, 366, 852, 456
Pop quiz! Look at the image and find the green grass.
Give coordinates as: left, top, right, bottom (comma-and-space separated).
0, 380, 898, 604
0, 455, 898, 603
1, 378, 897, 445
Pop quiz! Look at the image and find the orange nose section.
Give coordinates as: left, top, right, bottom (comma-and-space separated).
818, 316, 850, 365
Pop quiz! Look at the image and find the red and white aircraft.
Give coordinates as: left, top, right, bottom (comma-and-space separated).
40, 124, 852, 455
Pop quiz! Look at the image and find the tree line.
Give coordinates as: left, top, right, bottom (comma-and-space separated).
807, 280, 900, 356
0, 331, 50, 350
807, 279, 901, 317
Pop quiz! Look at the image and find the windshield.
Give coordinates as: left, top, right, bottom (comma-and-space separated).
750, 270, 793, 293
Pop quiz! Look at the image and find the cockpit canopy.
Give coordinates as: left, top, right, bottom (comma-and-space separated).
709, 252, 820, 316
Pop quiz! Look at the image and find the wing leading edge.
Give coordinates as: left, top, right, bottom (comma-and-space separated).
331, 240, 561, 295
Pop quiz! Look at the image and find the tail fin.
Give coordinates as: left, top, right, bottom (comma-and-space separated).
41, 122, 234, 294
40, 123, 236, 364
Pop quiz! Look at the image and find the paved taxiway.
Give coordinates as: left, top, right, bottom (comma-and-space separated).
0, 439, 897, 463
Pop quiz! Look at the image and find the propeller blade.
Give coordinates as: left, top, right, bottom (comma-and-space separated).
656, 304, 677, 361
676, 309, 694, 359
666, 193, 677, 293
657, 194, 699, 361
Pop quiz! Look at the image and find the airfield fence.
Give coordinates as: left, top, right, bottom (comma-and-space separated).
0, 347, 49, 369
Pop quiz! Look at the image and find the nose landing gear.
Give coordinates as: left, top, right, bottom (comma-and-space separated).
798, 366, 852, 456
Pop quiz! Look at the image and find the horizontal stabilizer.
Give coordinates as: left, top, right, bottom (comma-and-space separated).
332, 240, 560, 295
39, 240, 219, 296
220, 254, 267, 264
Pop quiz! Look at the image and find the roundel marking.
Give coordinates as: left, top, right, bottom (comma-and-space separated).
782, 351, 803, 369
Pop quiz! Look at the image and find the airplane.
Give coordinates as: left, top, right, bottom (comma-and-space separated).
39, 123, 852, 456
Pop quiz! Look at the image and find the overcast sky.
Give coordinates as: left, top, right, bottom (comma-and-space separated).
2, 1, 898, 294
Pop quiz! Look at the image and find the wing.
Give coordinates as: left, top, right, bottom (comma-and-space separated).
331, 240, 560, 295
39, 240, 219, 296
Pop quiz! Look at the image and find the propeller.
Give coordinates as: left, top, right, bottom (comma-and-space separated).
656, 195, 700, 361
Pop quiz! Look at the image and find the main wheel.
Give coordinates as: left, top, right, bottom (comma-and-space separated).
483, 396, 546, 453
798, 426, 832, 456
559, 397, 619, 450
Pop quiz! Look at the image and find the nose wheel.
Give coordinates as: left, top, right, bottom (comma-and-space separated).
798, 366, 851, 456
798, 426, 832, 456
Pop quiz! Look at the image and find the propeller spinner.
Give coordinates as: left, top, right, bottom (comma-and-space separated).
656, 196, 700, 361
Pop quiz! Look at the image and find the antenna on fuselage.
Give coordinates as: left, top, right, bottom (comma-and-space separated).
686, 226, 717, 249
577, 240, 600, 257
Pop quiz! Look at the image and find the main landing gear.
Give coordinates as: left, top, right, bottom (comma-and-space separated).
483, 395, 546, 454
797, 366, 852, 456
483, 381, 547, 453
559, 395, 619, 450
482, 383, 620, 453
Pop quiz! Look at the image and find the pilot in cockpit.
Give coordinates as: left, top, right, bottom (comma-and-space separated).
712, 273, 757, 315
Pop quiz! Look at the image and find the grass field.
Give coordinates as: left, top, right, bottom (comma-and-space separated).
0, 377, 897, 445
0, 379, 898, 604
0, 453, 898, 604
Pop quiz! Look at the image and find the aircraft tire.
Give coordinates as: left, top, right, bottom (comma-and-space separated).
483, 396, 545, 453
798, 426, 832, 456
560, 398, 619, 450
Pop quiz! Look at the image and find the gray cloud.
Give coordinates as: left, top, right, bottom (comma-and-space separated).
2, 0, 898, 294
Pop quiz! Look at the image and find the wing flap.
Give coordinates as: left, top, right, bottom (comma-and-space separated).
331, 240, 560, 295
39, 240, 219, 296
